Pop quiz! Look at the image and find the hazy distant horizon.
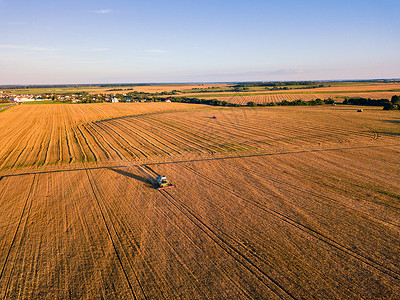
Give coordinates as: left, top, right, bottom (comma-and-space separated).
1, 0, 399, 85
1, 78, 400, 88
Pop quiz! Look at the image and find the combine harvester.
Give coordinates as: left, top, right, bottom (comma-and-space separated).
137, 166, 175, 190
156, 175, 175, 190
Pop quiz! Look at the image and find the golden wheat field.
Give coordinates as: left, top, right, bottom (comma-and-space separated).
0, 103, 399, 299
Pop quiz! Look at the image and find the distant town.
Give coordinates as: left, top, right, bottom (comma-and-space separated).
0, 90, 175, 104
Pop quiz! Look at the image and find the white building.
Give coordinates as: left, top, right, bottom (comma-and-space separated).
13, 96, 35, 103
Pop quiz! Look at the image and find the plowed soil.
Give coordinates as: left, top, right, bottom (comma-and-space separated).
1, 103, 399, 299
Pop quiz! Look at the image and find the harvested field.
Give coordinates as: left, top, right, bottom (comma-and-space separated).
0, 103, 399, 298
0, 103, 205, 170
296, 83, 400, 93
215, 94, 320, 105
2, 104, 398, 171
215, 92, 400, 105
86, 83, 229, 95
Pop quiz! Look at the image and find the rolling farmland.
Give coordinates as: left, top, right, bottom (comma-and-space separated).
0, 103, 399, 298
214, 92, 400, 105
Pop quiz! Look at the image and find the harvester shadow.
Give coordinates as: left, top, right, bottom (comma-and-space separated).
108, 168, 156, 188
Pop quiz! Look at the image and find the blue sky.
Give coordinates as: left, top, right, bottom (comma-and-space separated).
0, 0, 399, 84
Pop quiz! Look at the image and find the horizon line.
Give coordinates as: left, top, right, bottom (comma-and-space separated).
1, 78, 400, 88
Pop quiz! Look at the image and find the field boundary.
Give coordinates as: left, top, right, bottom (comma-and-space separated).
0, 104, 15, 113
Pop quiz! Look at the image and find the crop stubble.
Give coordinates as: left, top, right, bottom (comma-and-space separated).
0, 103, 399, 298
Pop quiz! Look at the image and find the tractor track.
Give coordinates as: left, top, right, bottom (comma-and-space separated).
113, 119, 174, 157
64, 124, 74, 163
144, 143, 400, 167
142, 165, 294, 299
142, 116, 218, 154
36, 107, 52, 166
151, 197, 254, 299
245, 114, 371, 141
246, 158, 400, 225
89, 123, 124, 160
8, 116, 43, 168
1, 143, 399, 179
128, 166, 253, 298
142, 117, 217, 154
77, 125, 98, 162
69, 175, 108, 299
82, 123, 111, 159
149, 168, 360, 298
153, 115, 251, 151
158, 188, 295, 300
86, 169, 147, 300
3, 113, 45, 169
94, 122, 134, 160
43, 110, 55, 165
97, 121, 144, 159
176, 166, 366, 296
182, 165, 400, 281
71, 127, 87, 163
0, 174, 37, 298
161, 115, 257, 150
118, 117, 188, 155
108, 120, 154, 157
105, 166, 214, 299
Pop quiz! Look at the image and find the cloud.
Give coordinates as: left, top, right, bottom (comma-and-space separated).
145, 49, 165, 54
93, 9, 113, 14
0, 45, 52, 51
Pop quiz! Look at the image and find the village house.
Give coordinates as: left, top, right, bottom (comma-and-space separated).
13, 95, 35, 103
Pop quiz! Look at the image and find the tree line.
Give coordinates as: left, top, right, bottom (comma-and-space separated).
342, 96, 399, 110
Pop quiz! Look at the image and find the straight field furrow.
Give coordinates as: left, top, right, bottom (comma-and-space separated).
160, 189, 295, 300
119, 117, 198, 154
0, 174, 37, 299
142, 116, 224, 153
100, 121, 150, 158
131, 117, 214, 154
88, 123, 124, 160
182, 165, 400, 281
82, 124, 111, 160
156, 115, 252, 151
249, 155, 400, 227
85, 169, 144, 299
93, 122, 134, 160
76, 125, 98, 162
115, 118, 181, 155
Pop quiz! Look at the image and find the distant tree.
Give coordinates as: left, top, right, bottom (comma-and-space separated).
383, 103, 395, 110
391, 95, 400, 105
315, 99, 323, 105
247, 101, 257, 107
323, 98, 334, 104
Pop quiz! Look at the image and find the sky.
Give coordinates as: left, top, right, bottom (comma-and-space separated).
0, 0, 399, 84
